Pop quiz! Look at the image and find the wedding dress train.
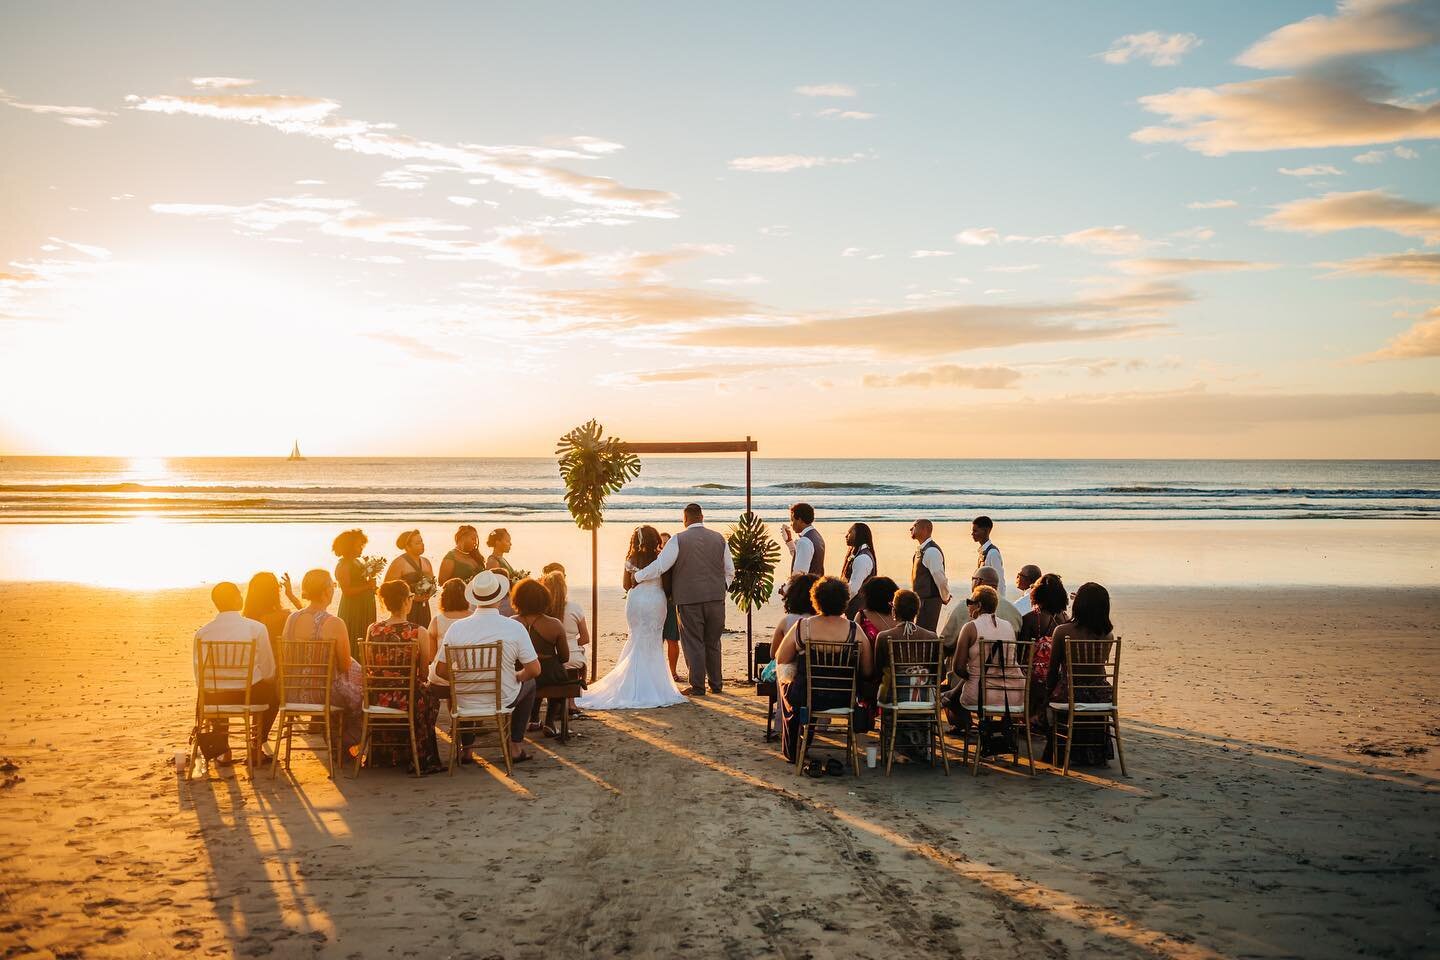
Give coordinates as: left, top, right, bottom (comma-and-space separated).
576, 573, 687, 710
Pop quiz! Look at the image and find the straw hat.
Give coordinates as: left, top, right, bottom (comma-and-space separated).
466, 570, 509, 607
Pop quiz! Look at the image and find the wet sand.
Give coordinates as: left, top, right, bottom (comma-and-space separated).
0, 583, 1437, 959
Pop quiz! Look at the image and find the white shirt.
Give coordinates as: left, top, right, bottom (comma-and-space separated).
917, 538, 950, 602
194, 611, 275, 689
977, 539, 1004, 595
437, 607, 537, 710
635, 522, 736, 586
562, 600, 587, 667
846, 551, 874, 598
788, 527, 815, 578
1013, 592, 1033, 617
426, 610, 471, 685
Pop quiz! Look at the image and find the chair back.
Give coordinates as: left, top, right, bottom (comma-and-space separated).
883, 630, 944, 704
975, 637, 1033, 714
445, 642, 503, 712
359, 639, 418, 709
1057, 634, 1121, 708
752, 641, 772, 683
198, 640, 257, 699
803, 637, 857, 713
279, 635, 334, 708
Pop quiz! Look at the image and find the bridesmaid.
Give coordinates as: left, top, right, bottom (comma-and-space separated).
438, 525, 484, 585
333, 528, 377, 657
659, 532, 682, 682
485, 528, 517, 578
385, 529, 435, 629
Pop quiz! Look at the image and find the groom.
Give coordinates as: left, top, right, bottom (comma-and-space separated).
636, 502, 735, 695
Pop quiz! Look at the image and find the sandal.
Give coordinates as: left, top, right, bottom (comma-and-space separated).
802, 759, 825, 778
541, 724, 560, 739
511, 751, 533, 764
825, 758, 845, 777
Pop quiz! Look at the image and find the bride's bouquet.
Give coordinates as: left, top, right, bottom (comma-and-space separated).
359, 555, 388, 582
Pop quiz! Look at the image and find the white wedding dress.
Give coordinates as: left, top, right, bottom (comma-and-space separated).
576, 565, 687, 710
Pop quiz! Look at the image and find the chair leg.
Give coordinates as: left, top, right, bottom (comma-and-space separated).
1061, 712, 1075, 776
936, 708, 950, 775
1111, 713, 1127, 776
270, 712, 285, 779
448, 715, 459, 776
407, 722, 421, 778
969, 714, 981, 776
796, 724, 810, 773
1022, 720, 1035, 776
884, 713, 899, 776
352, 716, 368, 778
499, 716, 514, 776
849, 722, 860, 777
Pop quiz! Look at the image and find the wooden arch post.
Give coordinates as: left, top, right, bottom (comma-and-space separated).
588, 438, 758, 681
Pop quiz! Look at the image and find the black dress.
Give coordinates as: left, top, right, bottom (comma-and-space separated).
1045, 628, 1116, 766
395, 554, 433, 629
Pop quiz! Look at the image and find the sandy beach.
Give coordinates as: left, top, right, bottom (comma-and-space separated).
1, 581, 1436, 959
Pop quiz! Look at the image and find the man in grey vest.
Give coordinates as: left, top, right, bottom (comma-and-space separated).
909, 518, 950, 631
636, 503, 734, 695
780, 502, 825, 597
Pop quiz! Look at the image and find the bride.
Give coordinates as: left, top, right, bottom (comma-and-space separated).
576, 525, 687, 710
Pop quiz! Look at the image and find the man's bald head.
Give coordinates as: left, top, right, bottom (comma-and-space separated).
973, 565, 1000, 589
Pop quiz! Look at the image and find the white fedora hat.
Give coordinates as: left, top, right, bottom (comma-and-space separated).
466, 570, 510, 607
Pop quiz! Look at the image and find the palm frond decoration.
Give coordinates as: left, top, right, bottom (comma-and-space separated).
555, 419, 641, 531
727, 511, 780, 613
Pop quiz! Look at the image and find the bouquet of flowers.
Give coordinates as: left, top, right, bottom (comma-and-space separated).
508, 568, 532, 583
413, 574, 437, 599
360, 556, 388, 582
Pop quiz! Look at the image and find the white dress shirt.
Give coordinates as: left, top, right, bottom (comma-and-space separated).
438, 607, 538, 710
788, 526, 815, 578
636, 522, 736, 586
977, 539, 1004, 596
918, 538, 950, 603
846, 552, 874, 598
194, 611, 275, 689
1013, 592, 1033, 617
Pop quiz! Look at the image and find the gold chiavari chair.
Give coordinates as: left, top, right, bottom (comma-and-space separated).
352, 639, 421, 778
189, 639, 263, 778
1049, 635, 1126, 776
270, 635, 339, 778
959, 637, 1036, 776
877, 630, 948, 776
796, 638, 861, 776
444, 642, 513, 776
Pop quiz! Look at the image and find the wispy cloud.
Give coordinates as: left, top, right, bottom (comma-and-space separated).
864, 364, 1022, 389
1355, 144, 1421, 163
605, 362, 778, 385
190, 77, 256, 89
1116, 257, 1278, 276
1279, 164, 1344, 177
1060, 226, 1146, 255
365, 331, 461, 363
1187, 199, 1238, 209
794, 83, 857, 97
1318, 251, 1440, 283
1359, 306, 1440, 360
816, 108, 876, 120
910, 249, 954, 258
954, 227, 1001, 246
1260, 189, 1440, 244
1236, 0, 1440, 70
0, 88, 115, 127
1099, 31, 1201, 66
728, 153, 865, 173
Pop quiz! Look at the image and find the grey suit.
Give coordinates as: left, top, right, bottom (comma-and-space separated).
651, 524, 731, 692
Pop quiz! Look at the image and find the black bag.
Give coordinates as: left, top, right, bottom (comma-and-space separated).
196, 728, 230, 760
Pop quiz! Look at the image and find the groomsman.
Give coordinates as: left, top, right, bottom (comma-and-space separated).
971, 515, 1004, 594
782, 502, 825, 582
908, 518, 950, 631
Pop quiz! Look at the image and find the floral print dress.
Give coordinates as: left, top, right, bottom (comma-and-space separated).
363, 620, 442, 772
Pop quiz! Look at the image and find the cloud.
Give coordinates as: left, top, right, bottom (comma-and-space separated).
1133, 71, 1440, 155
1279, 164, 1344, 176
816, 108, 876, 120
1260, 189, 1440, 243
1060, 225, 1146, 255
1355, 144, 1422, 162
910, 250, 954, 258
954, 227, 1000, 246
1318, 251, 1440, 282
190, 77, 256, 89
1116, 257, 1279, 275
705, 274, 768, 286
728, 153, 864, 173
0, 89, 115, 127
125, 86, 676, 215
365, 331, 460, 362
1360, 306, 1440, 359
864, 364, 1023, 389
606, 362, 776, 385
533, 284, 763, 329
986, 264, 1040, 273
1187, 199, 1238, 209
1236, 0, 1440, 70
1099, 31, 1202, 66
546, 135, 625, 154
794, 83, 857, 97
671, 281, 1188, 355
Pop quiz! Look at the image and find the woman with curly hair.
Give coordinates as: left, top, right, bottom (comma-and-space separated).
332, 528, 376, 657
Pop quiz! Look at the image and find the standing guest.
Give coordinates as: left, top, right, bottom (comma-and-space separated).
908, 518, 950, 632
774, 577, 872, 765
840, 523, 878, 617
438, 525, 485, 586
385, 530, 435, 629
939, 566, 1022, 653
243, 571, 292, 664
436, 571, 541, 765
1018, 573, 1069, 722
945, 585, 1025, 731
780, 503, 825, 591
485, 528, 517, 578
770, 573, 819, 684
333, 528, 376, 657
1045, 582, 1117, 766
541, 568, 590, 717
512, 578, 573, 736
194, 582, 277, 766
1013, 564, 1043, 615
658, 532, 682, 682
362, 581, 443, 774
285, 570, 363, 761
972, 516, 1005, 594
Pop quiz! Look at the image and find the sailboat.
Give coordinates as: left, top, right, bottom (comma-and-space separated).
287, 439, 305, 462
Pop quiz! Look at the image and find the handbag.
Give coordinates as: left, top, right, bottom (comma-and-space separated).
196, 728, 230, 760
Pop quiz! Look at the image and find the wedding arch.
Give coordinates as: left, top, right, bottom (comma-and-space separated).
556, 425, 760, 680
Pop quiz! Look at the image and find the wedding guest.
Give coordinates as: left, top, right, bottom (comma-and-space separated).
243, 571, 292, 662
972, 516, 1005, 593
945, 585, 1025, 731
333, 528, 376, 656
781, 503, 825, 587
1045, 582, 1117, 766
851, 576, 898, 730
362, 581, 443, 774
658, 532, 681, 682
939, 566, 1022, 653
486, 528, 517, 578
438, 525, 485, 585
436, 571, 541, 764
1013, 564, 1043, 615
841, 522, 878, 616
770, 573, 819, 684
385, 530, 435, 629
874, 590, 939, 761
512, 578, 573, 736
284, 570, 362, 760
541, 568, 589, 717
1018, 573, 1068, 722
774, 576, 872, 764
542, 562, 565, 575
194, 582, 277, 766
909, 518, 950, 631
425, 578, 472, 693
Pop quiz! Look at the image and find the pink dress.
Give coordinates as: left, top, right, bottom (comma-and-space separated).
959, 614, 1026, 711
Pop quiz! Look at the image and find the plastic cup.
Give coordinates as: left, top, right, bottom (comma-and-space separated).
865, 746, 878, 768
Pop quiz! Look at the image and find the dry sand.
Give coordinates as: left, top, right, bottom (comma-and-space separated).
1, 583, 1437, 959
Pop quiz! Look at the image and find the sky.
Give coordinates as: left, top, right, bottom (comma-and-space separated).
1, 0, 1438, 458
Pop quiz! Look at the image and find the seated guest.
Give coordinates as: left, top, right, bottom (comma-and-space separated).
435, 571, 541, 764
541, 569, 589, 716
425, 578, 473, 693
1012, 564, 1042, 615
284, 570, 363, 759
243, 571, 292, 664
774, 576, 873, 764
362, 581, 443, 774
852, 576, 898, 723
943, 585, 1025, 731
194, 582, 277, 766
1045, 582, 1117, 767
511, 577, 573, 736
1018, 573, 1068, 721
873, 589, 938, 702
939, 565, 1021, 654
771, 573, 819, 684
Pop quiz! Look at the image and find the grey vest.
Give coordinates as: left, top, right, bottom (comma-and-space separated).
912, 541, 944, 599
671, 525, 728, 606
799, 526, 825, 575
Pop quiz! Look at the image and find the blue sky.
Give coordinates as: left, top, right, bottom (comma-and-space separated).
1, 1, 1438, 456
